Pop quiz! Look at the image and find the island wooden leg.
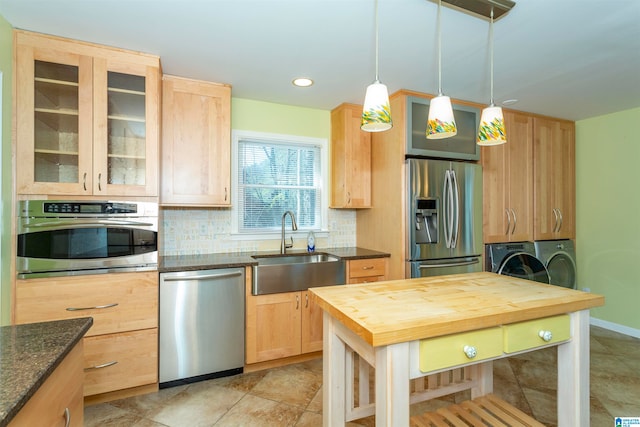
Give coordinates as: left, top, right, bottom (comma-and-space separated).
557, 309, 590, 427
323, 311, 346, 427
375, 342, 410, 427
470, 361, 493, 399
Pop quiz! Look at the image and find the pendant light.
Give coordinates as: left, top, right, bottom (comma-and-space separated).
361, 0, 392, 132
427, 0, 456, 139
477, 8, 507, 145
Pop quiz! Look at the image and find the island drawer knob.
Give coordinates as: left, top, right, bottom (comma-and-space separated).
463, 345, 477, 359
539, 330, 553, 342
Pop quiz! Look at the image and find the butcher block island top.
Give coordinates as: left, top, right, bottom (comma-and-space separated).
309, 272, 605, 347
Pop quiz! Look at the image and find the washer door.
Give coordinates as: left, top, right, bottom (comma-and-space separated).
498, 252, 550, 284
547, 252, 577, 289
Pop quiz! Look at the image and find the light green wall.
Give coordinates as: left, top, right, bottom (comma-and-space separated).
231, 98, 330, 139
576, 107, 640, 331
0, 14, 13, 325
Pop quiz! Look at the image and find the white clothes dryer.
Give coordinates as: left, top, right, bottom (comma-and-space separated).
534, 240, 577, 289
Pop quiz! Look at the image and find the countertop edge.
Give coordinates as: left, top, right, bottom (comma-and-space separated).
158, 247, 390, 273
0, 317, 93, 427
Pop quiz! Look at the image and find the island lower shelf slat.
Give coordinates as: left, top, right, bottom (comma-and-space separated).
409, 394, 546, 427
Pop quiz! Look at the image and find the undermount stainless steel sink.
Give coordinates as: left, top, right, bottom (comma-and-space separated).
251, 253, 345, 295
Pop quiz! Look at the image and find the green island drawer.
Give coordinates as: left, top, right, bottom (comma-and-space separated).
503, 314, 570, 353
419, 327, 502, 373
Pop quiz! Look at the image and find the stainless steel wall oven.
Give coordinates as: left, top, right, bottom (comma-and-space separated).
17, 200, 158, 278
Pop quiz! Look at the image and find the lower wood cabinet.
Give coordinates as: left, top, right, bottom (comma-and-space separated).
84, 329, 158, 396
245, 289, 322, 364
14, 271, 159, 398
9, 341, 84, 427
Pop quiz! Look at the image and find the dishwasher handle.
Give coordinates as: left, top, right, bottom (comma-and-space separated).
162, 270, 243, 282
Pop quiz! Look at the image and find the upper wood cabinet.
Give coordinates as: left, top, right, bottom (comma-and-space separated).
330, 103, 371, 208
481, 111, 534, 243
533, 117, 576, 240
14, 30, 160, 197
161, 75, 231, 206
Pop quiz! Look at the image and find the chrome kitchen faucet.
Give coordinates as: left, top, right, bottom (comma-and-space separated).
280, 211, 298, 254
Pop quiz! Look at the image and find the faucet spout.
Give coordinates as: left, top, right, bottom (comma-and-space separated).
281, 211, 298, 254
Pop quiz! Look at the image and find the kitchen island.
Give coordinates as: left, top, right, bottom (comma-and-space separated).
309, 272, 604, 427
0, 317, 93, 426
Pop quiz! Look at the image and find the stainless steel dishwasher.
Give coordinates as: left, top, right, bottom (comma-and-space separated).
159, 267, 245, 387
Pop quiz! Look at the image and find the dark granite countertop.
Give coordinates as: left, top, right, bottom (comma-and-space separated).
159, 247, 389, 273
0, 317, 93, 427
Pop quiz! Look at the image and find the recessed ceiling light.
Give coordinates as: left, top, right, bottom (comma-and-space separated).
502, 99, 519, 106
292, 78, 313, 87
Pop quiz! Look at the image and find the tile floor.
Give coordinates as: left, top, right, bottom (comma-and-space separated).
85, 326, 640, 426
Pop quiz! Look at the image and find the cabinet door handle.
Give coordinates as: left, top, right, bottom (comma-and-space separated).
83, 172, 87, 191
510, 208, 517, 235
505, 209, 511, 235
296, 295, 299, 310
556, 208, 563, 233
305, 293, 309, 308
552, 208, 559, 232
347, 192, 351, 205
224, 187, 228, 202
85, 360, 118, 371
66, 303, 118, 311
64, 407, 71, 427
98, 172, 102, 192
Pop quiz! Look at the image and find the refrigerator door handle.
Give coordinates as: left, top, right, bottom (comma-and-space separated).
450, 169, 460, 248
443, 170, 453, 248
417, 257, 480, 269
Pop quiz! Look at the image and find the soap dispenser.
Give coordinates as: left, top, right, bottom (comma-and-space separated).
307, 231, 316, 253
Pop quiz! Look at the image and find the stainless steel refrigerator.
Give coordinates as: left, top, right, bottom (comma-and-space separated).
406, 158, 483, 278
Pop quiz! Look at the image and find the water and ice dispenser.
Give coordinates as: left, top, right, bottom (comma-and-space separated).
414, 198, 438, 244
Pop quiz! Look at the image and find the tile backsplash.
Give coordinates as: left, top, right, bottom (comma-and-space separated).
161, 208, 356, 255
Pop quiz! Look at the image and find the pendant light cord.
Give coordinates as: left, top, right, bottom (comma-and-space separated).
489, 8, 495, 106
437, 0, 442, 95
374, 0, 380, 82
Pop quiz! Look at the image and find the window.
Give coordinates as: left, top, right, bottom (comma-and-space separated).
233, 131, 327, 235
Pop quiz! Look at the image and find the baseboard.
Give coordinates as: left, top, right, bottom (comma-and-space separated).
591, 317, 640, 339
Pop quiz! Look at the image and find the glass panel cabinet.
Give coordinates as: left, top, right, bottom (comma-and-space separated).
16, 30, 160, 197
33, 60, 80, 184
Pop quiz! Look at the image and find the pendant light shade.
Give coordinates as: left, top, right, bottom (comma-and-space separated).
427, 95, 457, 139
361, 0, 392, 132
427, 0, 456, 140
477, 9, 507, 145
362, 80, 392, 132
477, 105, 506, 145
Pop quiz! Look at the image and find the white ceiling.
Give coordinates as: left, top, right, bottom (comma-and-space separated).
1, 0, 639, 121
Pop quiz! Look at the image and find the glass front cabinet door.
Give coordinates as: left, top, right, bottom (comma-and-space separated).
15, 31, 160, 197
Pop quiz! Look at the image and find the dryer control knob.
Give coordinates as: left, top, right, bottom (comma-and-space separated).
539, 330, 553, 342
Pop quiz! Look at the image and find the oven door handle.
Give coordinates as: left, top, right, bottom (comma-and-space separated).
23, 219, 155, 229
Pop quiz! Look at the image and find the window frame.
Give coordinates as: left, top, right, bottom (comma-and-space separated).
231, 130, 329, 240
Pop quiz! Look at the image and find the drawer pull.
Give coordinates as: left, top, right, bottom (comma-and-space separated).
85, 360, 118, 371
539, 330, 553, 342
463, 345, 477, 359
362, 266, 374, 270
66, 303, 118, 311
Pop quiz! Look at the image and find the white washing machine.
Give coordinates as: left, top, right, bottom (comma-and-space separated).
486, 241, 550, 284
534, 240, 577, 289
